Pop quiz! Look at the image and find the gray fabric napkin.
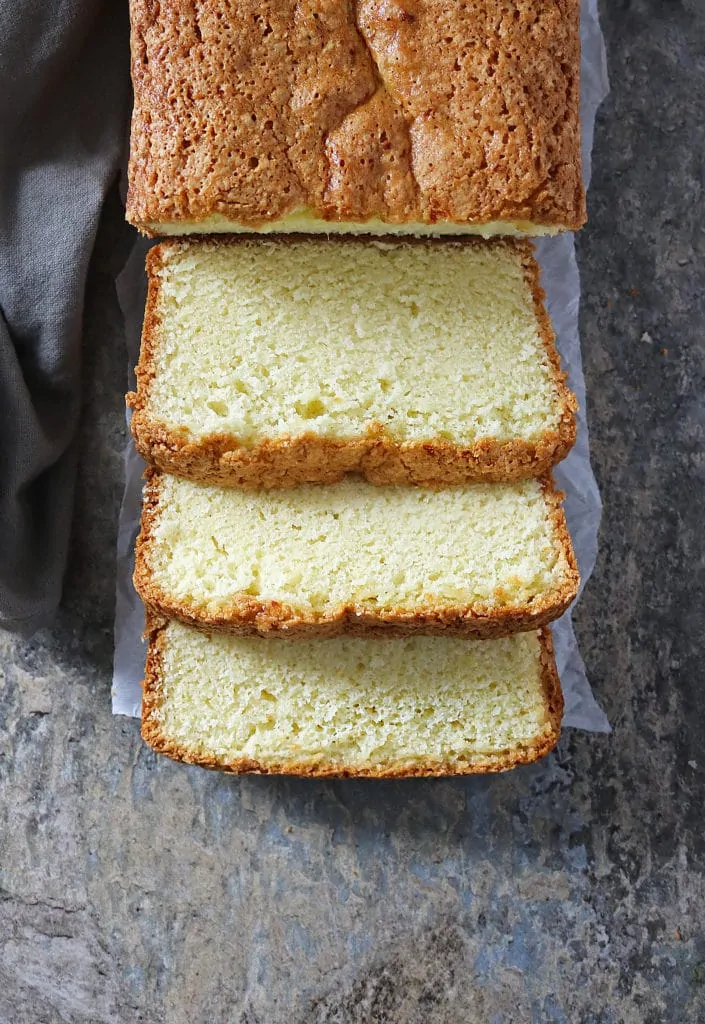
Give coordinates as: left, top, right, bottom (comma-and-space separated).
0, 1, 130, 634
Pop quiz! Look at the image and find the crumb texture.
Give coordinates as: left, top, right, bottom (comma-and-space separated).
145, 621, 561, 774
137, 239, 573, 458
138, 474, 576, 625
127, 0, 584, 231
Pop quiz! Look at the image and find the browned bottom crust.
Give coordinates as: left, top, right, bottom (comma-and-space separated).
140, 619, 564, 778
129, 414, 577, 489
128, 236, 577, 488
133, 469, 580, 640
137, 593, 577, 641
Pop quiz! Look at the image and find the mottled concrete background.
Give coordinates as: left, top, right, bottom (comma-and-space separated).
2, 2, 704, 1021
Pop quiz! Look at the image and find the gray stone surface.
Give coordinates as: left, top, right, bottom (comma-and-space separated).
2, 2, 705, 1021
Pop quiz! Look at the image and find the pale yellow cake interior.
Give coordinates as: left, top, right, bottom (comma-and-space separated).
145, 475, 573, 618
150, 212, 562, 238
151, 621, 556, 772
145, 239, 568, 448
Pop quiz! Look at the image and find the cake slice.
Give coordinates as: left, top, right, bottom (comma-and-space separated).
142, 618, 564, 778
134, 472, 579, 638
128, 238, 576, 487
126, 0, 584, 236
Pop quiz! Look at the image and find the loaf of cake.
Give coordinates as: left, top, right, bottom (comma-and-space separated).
134, 471, 579, 638
128, 238, 576, 488
126, 0, 584, 236
142, 618, 564, 777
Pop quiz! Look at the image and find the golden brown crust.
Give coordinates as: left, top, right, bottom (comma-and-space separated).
133, 467, 580, 640
140, 617, 564, 777
128, 237, 577, 488
126, 0, 585, 235
129, 420, 577, 488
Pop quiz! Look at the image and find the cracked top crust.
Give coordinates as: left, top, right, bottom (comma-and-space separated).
126, 0, 585, 235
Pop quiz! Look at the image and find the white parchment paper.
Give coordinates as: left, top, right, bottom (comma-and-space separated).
112, 0, 610, 731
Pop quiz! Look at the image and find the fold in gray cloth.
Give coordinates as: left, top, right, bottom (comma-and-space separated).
0, 1, 130, 633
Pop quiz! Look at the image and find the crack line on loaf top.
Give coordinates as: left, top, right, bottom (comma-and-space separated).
320, 0, 420, 209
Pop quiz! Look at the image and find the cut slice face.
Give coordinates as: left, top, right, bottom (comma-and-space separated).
142, 619, 564, 778
129, 237, 576, 487
134, 472, 579, 638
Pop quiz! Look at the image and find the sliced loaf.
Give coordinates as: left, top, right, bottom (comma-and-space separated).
134, 471, 579, 638
128, 238, 576, 487
142, 618, 564, 778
